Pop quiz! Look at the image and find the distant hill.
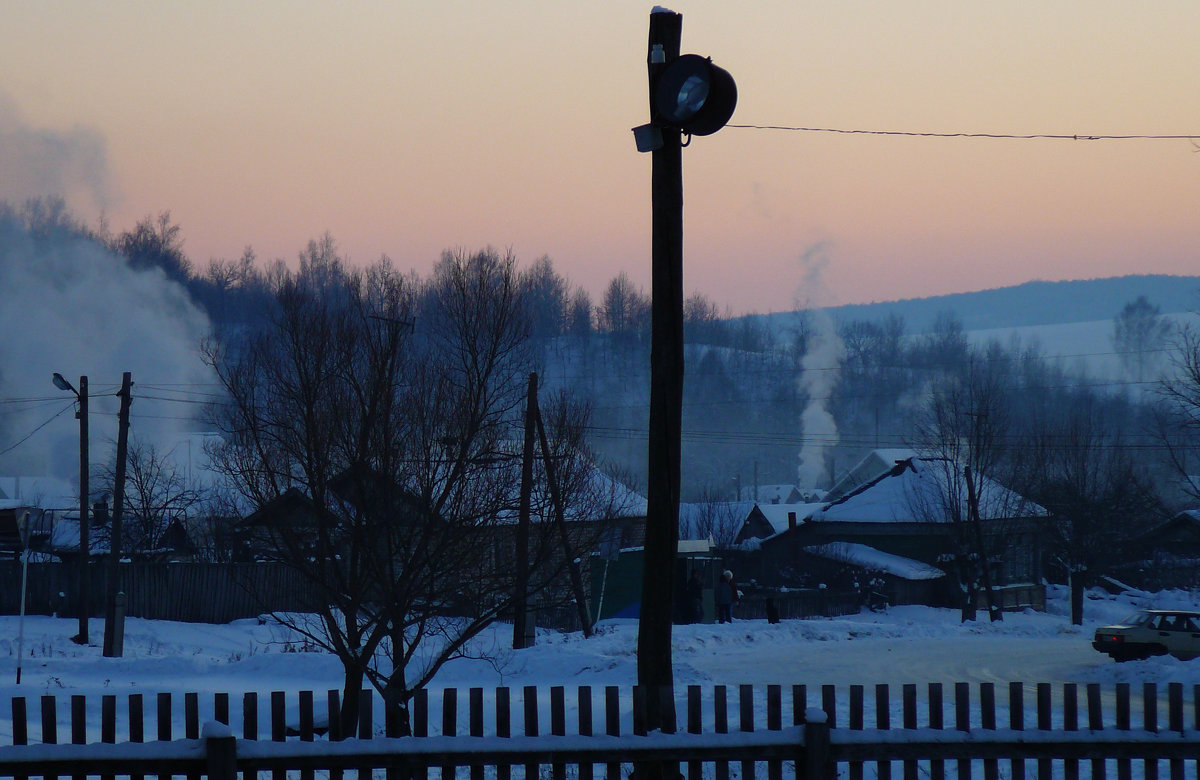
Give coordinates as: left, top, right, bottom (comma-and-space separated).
757, 275, 1200, 334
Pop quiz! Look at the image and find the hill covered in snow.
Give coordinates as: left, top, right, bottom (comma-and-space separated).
798, 274, 1200, 333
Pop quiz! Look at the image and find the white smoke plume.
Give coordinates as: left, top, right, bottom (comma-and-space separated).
0, 219, 216, 487
0, 93, 112, 213
795, 243, 844, 490
0, 96, 214, 493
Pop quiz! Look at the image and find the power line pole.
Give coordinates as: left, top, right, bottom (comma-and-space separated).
513, 372, 537, 650
533, 401, 594, 638
74, 376, 89, 645
638, 8, 684, 733
964, 465, 1002, 622
103, 372, 132, 658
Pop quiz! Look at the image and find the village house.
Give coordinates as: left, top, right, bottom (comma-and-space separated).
743, 451, 1050, 611
1113, 508, 1200, 590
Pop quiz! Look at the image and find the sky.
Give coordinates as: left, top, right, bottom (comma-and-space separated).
2, 2, 1198, 314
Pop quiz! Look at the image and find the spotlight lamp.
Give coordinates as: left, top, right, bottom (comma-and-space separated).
654, 54, 737, 136
634, 53, 736, 152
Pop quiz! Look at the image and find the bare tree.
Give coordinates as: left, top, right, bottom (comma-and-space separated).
1113, 295, 1172, 384
205, 247, 593, 737
1155, 324, 1200, 504
687, 483, 743, 550
113, 211, 190, 282
597, 272, 650, 343
566, 287, 594, 340
912, 353, 1015, 622
96, 440, 207, 554
1019, 392, 1162, 624
520, 255, 569, 339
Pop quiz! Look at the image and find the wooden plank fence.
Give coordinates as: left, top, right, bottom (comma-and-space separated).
2, 682, 1199, 779
0, 562, 322, 624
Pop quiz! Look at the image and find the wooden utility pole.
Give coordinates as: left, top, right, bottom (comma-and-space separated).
964, 465, 1002, 622
534, 405, 594, 637
74, 375, 89, 645
513, 373, 537, 650
103, 372, 132, 658
638, 8, 684, 733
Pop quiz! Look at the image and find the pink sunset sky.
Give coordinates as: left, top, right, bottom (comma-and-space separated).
2, 1, 1197, 314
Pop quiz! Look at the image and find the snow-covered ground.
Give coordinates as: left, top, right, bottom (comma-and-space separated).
2, 584, 1198, 745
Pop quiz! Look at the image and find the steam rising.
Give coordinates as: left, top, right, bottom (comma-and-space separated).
795, 244, 844, 490
0, 96, 213, 488
0, 221, 216, 485
0, 94, 112, 213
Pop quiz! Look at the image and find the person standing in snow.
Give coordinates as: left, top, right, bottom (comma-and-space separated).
685, 569, 704, 623
715, 569, 738, 623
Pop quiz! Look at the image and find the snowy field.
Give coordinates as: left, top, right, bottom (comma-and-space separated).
2, 584, 1198, 749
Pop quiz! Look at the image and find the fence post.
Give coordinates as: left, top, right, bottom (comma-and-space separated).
203, 721, 237, 780
804, 708, 832, 780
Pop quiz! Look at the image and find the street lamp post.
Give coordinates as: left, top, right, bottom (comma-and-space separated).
53, 373, 89, 645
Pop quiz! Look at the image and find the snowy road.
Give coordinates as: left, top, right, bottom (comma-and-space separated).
682, 631, 1105, 689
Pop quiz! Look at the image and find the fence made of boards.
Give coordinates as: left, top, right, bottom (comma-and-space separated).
1, 681, 1198, 779
0, 561, 322, 624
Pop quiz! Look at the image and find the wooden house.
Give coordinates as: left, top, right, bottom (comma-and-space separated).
756, 452, 1050, 611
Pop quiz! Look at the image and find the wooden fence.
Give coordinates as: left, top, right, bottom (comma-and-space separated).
737, 590, 859, 622
0, 561, 322, 624
2, 681, 1198, 779
0, 561, 860, 629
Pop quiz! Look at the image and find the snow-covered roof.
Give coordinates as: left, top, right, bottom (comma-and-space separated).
580, 469, 646, 521
755, 502, 825, 536
825, 449, 917, 502
805, 542, 947, 581
496, 467, 646, 525
749, 484, 800, 504
816, 456, 1045, 524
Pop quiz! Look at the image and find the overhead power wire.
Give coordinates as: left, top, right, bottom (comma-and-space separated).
0, 402, 75, 457
727, 124, 1200, 143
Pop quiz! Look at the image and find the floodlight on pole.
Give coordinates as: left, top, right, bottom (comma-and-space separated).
653, 54, 737, 136
632, 50, 737, 152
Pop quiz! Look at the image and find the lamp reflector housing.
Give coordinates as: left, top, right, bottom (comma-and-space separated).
654, 54, 737, 136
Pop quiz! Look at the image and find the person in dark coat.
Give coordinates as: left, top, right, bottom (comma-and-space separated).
685, 569, 704, 623
715, 569, 738, 623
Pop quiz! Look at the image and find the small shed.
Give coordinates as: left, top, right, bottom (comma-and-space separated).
589, 539, 720, 623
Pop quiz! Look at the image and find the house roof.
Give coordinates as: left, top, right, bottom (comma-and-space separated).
824, 449, 917, 502
816, 456, 1046, 524
754, 502, 826, 536
748, 484, 800, 504
239, 487, 326, 529
574, 469, 647, 521
805, 542, 947, 581
1131, 510, 1200, 546
495, 466, 646, 525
